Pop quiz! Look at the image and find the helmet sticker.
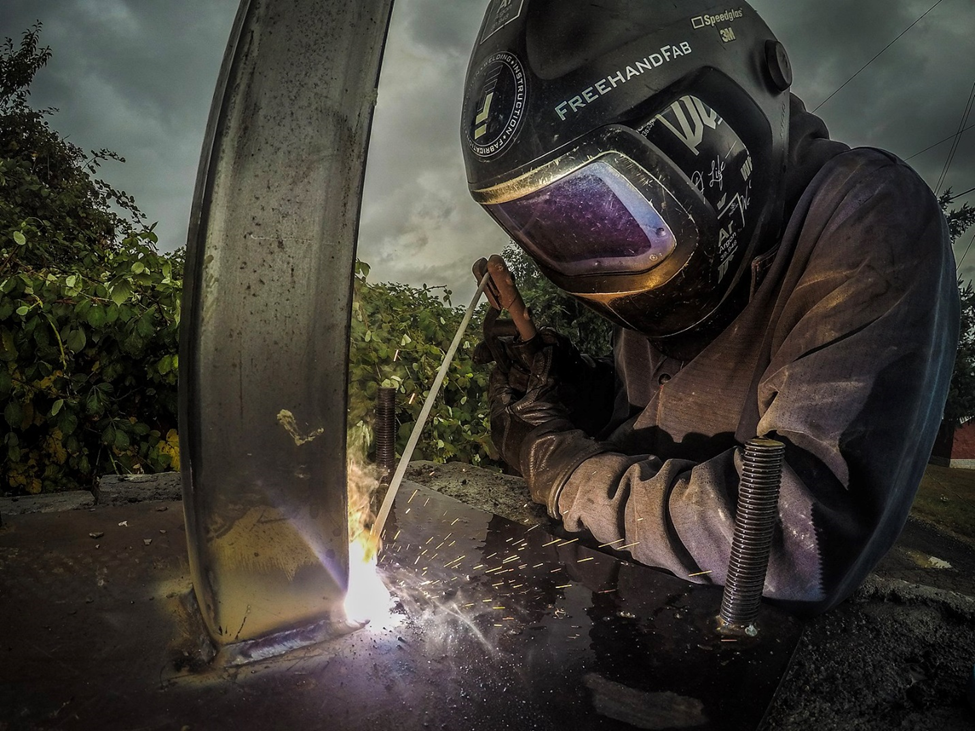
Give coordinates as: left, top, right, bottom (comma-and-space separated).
466, 52, 527, 159
642, 95, 754, 283
651, 95, 721, 157
479, 0, 525, 44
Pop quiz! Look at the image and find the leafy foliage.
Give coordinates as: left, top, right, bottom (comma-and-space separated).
348, 261, 496, 466
941, 191, 975, 425
502, 243, 614, 358
1, 25, 179, 494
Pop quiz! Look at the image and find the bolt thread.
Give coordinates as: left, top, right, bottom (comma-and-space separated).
375, 387, 397, 485
719, 438, 785, 630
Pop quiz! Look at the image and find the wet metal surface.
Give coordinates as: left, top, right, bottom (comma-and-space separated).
0, 486, 802, 730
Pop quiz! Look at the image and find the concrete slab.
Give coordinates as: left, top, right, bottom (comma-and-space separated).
0, 490, 95, 517
95, 472, 182, 506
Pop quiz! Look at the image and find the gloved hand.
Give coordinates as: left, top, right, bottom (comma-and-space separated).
479, 317, 616, 437
489, 344, 606, 518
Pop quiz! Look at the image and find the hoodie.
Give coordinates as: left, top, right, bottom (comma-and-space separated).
554, 97, 960, 614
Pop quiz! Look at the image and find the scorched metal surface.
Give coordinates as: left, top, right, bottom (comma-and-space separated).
0, 484, 802, 730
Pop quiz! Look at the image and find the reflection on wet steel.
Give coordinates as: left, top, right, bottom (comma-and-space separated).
0, 483, 803, 730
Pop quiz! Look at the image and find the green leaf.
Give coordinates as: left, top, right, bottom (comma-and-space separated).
131, 261, 145, 274
86, 306, 106, 327
50, 399, 64, 416
12, 231, 26, 246
65, 329, 86, 353
114, 428, 130, 450
110, 279, 132, 305
15, 305, 29, 316
58, 411, 78, 436
4, 399, 22, 428
136, 312, 155, 339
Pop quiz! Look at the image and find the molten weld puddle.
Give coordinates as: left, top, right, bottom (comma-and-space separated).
344, 536, 399, 627
345, 424, 402, 627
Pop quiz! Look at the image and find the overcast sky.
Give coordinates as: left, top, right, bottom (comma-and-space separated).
3, 0, 974, 301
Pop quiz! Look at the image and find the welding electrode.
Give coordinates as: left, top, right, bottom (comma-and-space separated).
370, 271, 491, 542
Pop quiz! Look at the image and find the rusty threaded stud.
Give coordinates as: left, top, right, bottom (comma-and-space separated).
718, 437, 786, 636
375, 387, 396, 486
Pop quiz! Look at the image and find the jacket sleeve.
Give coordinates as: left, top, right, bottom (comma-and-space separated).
555, 150, 960, 614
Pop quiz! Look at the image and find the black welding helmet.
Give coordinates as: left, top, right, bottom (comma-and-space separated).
462, 0, 793, 340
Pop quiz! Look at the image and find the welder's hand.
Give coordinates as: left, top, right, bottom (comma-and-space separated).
478, 315, 614, 421
489, 345, 606, 518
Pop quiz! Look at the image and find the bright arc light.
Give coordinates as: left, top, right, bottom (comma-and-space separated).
344, 538, 398, 627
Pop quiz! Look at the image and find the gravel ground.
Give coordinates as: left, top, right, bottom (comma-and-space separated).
407, 461, 975, 730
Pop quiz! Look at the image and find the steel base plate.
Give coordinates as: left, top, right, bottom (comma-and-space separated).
0, 484, 803, 730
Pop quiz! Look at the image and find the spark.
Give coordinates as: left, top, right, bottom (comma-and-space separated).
525, 525, 539, 533
688, 570, 713, 577
558, 538, 579, 546
408, 489, 419, 503
556, 584, 572, 589
450, 518, 460, 526
577, 557, 594, 563
599, 538, 626, 547
618, 542, 640, 551
542, 539, 560, 547
472, 564, 485, 570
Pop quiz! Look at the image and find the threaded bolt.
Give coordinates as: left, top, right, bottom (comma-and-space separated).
375, 387, 396, 485
718, 437, 785, 636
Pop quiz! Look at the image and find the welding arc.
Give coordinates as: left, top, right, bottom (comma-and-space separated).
370, 272, 491, 543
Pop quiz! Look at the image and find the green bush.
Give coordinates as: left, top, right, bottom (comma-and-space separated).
347, 261, 496, 467
1, 25, 180, 494
1, 235, 181, 493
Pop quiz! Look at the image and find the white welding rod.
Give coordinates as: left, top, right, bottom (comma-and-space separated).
370, 271, 491, 543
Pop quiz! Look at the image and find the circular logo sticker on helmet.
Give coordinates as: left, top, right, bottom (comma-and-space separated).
466, 52, 527, 158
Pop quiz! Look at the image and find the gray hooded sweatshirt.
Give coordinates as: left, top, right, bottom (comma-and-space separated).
555, 97, 960, 614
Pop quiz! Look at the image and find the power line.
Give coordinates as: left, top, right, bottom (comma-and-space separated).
935, 80, 975, 194
811, 0, 946, 114
950, 185, 975, 202
907, 122, 975, 161
957, 228, 975, 270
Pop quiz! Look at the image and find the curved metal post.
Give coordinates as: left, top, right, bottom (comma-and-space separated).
179, 0, 394, 648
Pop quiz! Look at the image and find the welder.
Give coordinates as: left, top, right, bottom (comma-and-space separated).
461, 0, 959, 614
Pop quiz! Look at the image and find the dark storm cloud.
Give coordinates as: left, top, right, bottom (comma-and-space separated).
752, 0, 975, 274
2, 0, 973, 289
1, 0, 238, 253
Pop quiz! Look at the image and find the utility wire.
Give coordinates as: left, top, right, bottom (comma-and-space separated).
812, 0, 946, 114
949, 185, 975, 202
935, 80, 975, 194
907, 122, 975, 160
956, 228, 975, 270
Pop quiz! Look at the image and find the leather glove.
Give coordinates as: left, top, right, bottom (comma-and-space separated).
477, 314, 616, 436
489, 344, 606, 518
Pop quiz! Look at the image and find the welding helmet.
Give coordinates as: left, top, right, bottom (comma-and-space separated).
462, 0, 793, 341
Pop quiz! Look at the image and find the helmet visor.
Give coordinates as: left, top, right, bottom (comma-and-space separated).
483, 157, 678, 278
